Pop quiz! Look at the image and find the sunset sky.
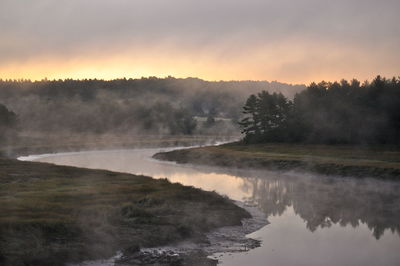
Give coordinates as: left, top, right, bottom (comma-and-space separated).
1, 0, 399, 84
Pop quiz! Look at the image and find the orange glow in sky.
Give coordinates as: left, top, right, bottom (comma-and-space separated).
1, 0, 399, 84
1, 40, 397, 85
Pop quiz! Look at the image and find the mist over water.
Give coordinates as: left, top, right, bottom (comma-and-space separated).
30, 148, 400, 266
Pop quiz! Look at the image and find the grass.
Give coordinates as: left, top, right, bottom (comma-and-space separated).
0, 157, 249, 266
153, 142, 400, 179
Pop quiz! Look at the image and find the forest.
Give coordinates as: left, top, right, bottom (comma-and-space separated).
0, 77, 303, 143
2, 75, 398, 146
240, 76, 400, 145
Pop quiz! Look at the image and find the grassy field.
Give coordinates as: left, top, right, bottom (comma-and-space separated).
153, 143, 400, 179
0, 157, 249, 266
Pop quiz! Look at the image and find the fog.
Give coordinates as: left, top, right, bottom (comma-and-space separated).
0, 78, 304, 152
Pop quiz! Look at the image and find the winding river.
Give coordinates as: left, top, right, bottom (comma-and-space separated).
20, 147, 400, 266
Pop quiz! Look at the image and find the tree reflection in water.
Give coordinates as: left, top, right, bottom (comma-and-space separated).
238, 170, 400, 239
33, 149, 400, 241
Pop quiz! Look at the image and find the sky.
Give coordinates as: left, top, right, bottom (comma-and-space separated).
0, 0, 399, 84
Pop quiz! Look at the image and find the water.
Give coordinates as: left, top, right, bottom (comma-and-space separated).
22, 148, 400, 266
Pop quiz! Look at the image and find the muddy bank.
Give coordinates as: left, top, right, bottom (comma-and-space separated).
108, 202, 266, 266
153, 143, 400, 180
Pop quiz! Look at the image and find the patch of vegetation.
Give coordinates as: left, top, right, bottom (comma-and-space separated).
153, 143, 400, 179
0, 158, 249, 266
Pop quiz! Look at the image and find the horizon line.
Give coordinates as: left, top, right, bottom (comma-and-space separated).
1, 74, 395, 86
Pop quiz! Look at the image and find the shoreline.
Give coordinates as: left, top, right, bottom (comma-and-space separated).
2, 135, 236, 159
106, 202, 267, 266
153, 143, 400, 180
1, 142, 262, 266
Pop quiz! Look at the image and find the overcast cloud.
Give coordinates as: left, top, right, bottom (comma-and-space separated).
0, 0, 399, 83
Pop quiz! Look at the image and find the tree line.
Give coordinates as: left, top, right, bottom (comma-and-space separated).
0, 77, 303, 139
239, 76, 400, 145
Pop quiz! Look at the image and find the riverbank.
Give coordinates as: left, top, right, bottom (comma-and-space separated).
153, 142, 400, 179
0, 157, 250, 266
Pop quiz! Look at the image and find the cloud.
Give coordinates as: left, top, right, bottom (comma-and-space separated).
0, 0, 399, 83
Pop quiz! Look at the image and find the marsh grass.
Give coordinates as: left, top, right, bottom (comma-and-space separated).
0, 158, 249, 266
153, 143, 400, 179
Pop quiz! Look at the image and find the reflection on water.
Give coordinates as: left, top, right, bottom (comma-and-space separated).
31, 148, 400, 266
241, 171, 400, 240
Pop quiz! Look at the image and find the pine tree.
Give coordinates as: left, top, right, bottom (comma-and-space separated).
238, 94, 260, 142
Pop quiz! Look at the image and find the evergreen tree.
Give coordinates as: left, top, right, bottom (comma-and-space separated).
239, 75, 400, 145
238, 94, 260, 142
239, 92, 291, 143
257, 91, 291, 141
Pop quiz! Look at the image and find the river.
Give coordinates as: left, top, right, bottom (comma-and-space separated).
19, 147, 400, 266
